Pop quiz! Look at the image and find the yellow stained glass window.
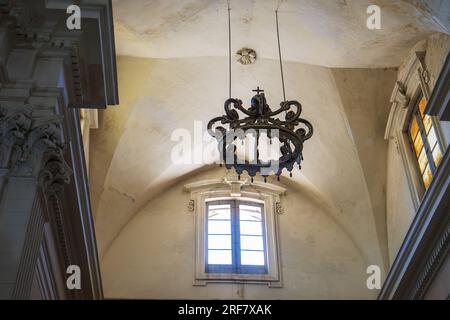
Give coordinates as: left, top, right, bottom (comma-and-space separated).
408, 95, 443, 191
418, 96, 427, 118
413, 131, 423, 156
417, 148, 428, 174
427, 127, 438, 148
410, 117, 419, 142
432, 144, 443, 167
423, 115, 433, 133
422, 164, 432, 189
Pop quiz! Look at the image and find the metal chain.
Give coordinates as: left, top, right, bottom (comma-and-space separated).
227, 0, 232, 99
276, 8, 286, 103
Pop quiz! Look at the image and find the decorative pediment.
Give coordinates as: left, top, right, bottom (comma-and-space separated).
184, 177, 287, 197
385, 51, 430, 140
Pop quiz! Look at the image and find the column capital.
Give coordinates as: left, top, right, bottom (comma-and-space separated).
0, 105, 72, 193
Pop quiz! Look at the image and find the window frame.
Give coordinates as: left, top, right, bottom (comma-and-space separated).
185, 178, 284, 287
386, 51, 447, 208
205, 199, 268, 275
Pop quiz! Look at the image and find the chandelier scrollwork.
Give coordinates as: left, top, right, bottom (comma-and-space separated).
208, 88, 313, 180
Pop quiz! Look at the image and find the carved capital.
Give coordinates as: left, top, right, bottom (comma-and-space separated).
0, 106, 72, 191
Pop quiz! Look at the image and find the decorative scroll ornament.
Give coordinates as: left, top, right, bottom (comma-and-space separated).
208, 87, 313, 180
187, 200, 195, 212
39, 150, 72, 196
275, 202, 284, 215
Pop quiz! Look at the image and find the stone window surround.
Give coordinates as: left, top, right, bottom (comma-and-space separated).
385, 51, 447, 209
184, 178, 285, 287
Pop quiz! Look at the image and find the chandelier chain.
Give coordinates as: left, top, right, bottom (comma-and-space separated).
227, 0, 232, 99
276, 9, 286, 102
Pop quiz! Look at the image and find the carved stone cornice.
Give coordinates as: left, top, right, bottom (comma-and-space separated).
2, 0, 118, 109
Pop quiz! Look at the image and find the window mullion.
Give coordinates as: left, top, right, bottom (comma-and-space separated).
205, 203, 209, 267
415, 111, 437, 174
260, 203, 269, 273
235, 201, 242, 273
231, 200, 239, 273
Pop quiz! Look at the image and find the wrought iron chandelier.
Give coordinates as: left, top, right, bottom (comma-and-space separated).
208, 2, 313, 182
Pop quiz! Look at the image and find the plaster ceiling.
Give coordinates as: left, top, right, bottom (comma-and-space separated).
112, 0, 449, 67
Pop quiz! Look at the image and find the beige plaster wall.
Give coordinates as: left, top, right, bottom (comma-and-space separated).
331, 68, 398, 270
101, 167, 375, 299
90, 57, 155, 218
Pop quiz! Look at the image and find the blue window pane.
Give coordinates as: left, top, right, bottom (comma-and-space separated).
208, 220, 231, 235
208, 204, 231, 220
239, 205, 262, 221
240, 235, 264, 251
240, 221, 262, 235
241, 250, 265, 266
208, 235, 232, 249
208, 250, 232, 265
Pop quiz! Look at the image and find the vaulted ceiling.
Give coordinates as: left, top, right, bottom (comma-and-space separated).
111, 0, 449, 67
92, 0, 449, 271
